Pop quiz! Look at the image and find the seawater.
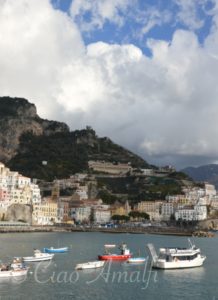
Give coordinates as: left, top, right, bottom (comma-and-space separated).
0, 232, 217, 300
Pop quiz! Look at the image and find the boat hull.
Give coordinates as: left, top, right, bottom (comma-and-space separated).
75, 261, 105, 270
152, 256, 206, 269
98, 254, 132, 261
43, 247, 68, 253
23, 254, 54, 262
0, 269, 28, 278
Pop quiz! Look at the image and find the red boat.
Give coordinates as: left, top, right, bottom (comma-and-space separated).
98, 243, 132, 261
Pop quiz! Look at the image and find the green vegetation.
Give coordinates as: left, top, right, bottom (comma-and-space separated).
129, 211, 150, 220
8, 131, 88, 181
0, 97, 32, 117
96, 175, 184, 204
111, 215, 130, 222
97, 190, 120, 204
7, 126, 150, 181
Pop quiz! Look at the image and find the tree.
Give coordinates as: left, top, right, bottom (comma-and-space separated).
111, 215, 130, 222
128, 211, 149, 220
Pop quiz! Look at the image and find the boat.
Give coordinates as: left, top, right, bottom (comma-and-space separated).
98, 243, 132, 261
23, 249, 54, 262
147, 239, 206, 269
75, 260, 105, 270
0, 258, 28, 278
43, 247, 68, 253
126, 257, 146, 264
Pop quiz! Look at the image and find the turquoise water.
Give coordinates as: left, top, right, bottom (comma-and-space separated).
0, 232, 217, 300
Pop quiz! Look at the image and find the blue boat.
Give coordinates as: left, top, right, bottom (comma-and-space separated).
43, 247, 68, 253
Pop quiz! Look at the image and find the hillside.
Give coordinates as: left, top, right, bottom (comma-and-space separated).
181, 164, 218, 188
0, 96, 194, 202
0, 97, 150, 180
0, 96, 69, 162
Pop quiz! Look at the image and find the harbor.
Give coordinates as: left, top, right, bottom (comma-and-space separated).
0, 231, 216, 300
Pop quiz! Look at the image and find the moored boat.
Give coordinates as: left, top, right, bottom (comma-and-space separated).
23, 249, 54, 262
126, 257, 146, 264
75, 260, 105, 270
98, 243, 132, 261
43, 247, 68, 253
0, 258, 28, 278
147, 239, 206, 269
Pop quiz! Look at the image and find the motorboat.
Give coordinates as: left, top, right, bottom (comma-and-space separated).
0, 257, 28, 278
147, 239, 206, 269
43, 247, 68, 253
23, 249, 54, 262
98, 243, 132, 261
126, 257, 147, 264
75, 260, 105, 270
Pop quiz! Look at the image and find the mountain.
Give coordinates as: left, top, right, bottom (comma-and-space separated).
181, 164, 218, 188
0, 97, 150, 180
0, 96, 69, 162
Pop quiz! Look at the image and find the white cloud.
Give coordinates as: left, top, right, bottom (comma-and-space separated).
1, 0, 218, 168
70, 0, 132, 31
0, 0, 84, 116
173, 0, 207, 30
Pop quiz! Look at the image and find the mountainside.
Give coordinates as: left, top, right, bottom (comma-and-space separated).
0, 97, 69, 162
0, 97, 150, 180
181, 164, 218, 188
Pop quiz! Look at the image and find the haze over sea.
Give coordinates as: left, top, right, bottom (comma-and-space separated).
0, 232, 217, 300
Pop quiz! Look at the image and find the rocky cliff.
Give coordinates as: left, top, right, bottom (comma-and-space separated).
0, 97, 150, 180
0, 97, 69, 162
5, 204, 32, 224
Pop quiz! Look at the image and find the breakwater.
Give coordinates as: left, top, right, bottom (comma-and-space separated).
0, 225, 195, 236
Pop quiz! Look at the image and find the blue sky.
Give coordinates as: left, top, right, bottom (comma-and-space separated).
52, 0, 214, 53
1, 0, 218, 169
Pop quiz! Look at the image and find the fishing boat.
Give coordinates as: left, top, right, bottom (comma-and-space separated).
23, 249, 54, 262
43, 247, 68, 253
0, 258, 28, 278
75, 260, 105, 270
147, 239, 206, 269
98, 243, 132, 261
126, 257, 146, 264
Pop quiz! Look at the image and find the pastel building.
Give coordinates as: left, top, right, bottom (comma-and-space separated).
137, 201, 163, 221
32, 198, 58, 225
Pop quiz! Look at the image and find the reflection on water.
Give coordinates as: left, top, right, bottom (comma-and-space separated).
163, 266, 205, 281
0, 275, 27, 285
162, 266, 205, 280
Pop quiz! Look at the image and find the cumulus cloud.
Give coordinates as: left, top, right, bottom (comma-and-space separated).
1, 0, 218, 169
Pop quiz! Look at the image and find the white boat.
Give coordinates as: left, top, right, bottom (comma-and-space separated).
23, 249, 54, 262
147, 239, 206, 269
126, 257, 146, 264
0, 258, 28, 278
104, 244, 116, 248
75, 260, 105, 270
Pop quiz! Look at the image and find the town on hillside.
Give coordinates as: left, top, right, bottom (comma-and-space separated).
0, 160, 217, 230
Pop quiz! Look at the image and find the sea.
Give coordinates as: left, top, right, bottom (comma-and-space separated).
0, 231, 217, 300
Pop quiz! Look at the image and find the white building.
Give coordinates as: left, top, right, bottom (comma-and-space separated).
205, 184, 216, 198
0, 162, 42, 221
175, 204, 207, 221
161, 202, 175, 221
93, 205, 111, 223
71, 206, 91, 223
75, 188, 88, 200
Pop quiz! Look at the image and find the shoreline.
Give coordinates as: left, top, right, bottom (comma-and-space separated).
0, 225, 195, 236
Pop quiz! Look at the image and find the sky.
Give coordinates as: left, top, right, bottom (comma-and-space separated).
1, 0, 218, 170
